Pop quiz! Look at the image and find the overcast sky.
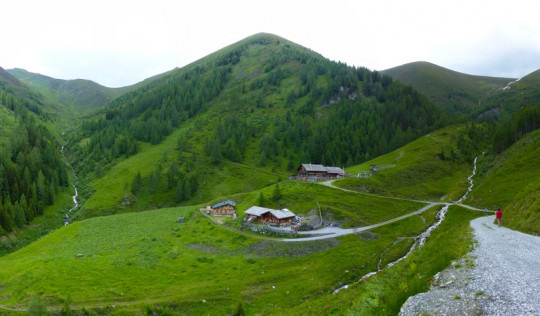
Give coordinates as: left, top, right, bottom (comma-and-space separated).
1, 0, 539, 87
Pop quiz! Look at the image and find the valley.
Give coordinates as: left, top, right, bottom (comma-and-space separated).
0, 33, 538, 315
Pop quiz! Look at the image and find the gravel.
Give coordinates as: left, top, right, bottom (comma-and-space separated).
400, 215, 540, 315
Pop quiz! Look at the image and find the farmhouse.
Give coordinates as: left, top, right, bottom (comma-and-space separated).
212, 200, 236, 216
245, 206, 296, 226
297, 164, 345, 179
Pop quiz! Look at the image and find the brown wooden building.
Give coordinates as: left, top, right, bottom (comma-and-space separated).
212, 200, 236, 216
244, 206, 296, 226
297, 164, 345, 179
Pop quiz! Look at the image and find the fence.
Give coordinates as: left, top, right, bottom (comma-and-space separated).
245, 223, 297, 236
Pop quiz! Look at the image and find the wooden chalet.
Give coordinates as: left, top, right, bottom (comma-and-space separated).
212, 200, 236, 216
297, 164, 345, 179
244, 206, 296, 226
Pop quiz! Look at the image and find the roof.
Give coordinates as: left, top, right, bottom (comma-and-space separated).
270, 208, 295, 219
300, 164, 328, 172
245, 206, 296, 219
245, 206, 273, 216
299, 164, 345, 174
212, 200, 236, 209
325, 167, 345, 175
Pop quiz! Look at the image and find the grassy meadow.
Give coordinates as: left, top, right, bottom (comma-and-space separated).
280, 205, 482, 315
335, 125, 472, 202
0, 199, 439, 314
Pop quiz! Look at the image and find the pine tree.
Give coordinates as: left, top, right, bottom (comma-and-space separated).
257, 192, 266, 206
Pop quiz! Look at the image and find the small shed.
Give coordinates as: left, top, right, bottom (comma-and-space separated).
212, 200, 236, 216
245, 206, 296, 226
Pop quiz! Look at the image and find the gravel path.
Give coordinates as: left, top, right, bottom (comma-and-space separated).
400, 215, 540, 315
283, 203, 440, 242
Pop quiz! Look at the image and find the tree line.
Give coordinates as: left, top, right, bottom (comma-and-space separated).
0, 89, 69, 235
492, 105, 540, 153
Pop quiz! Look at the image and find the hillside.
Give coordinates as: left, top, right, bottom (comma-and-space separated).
7, 68, 134, 112
467, 129, 540, 235
66, 33, 445, 218
333, 123, 489, 202
382, 61, 512, 115
0, 68, 74, 250
0, 179, 464, 314
474, 69, 540, 121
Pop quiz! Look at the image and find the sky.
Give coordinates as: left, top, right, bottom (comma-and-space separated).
1, 0, 539, 87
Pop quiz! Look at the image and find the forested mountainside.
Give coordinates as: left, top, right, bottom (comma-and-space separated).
65, 33, 445, 215
0, 68, 70, 234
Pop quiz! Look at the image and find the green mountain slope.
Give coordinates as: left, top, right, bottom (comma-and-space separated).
7, 68, 135, 112
67, 33, 445, 218
334, 123, 489, 202
382, 61, 512, 115
475, 69, 540, 121
0, 68, 73, 248
468, 129, 540, 235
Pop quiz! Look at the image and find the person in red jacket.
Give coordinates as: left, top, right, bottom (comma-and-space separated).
496, 208, 503, 227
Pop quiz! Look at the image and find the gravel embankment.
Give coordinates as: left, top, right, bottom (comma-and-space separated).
400, 215, 540, 315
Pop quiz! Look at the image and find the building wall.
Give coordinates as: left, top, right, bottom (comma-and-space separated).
250, 213, 293, 226
212, 205, 235, 216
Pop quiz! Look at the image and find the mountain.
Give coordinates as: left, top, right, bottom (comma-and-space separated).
474, 69, 540, 121
0, 66, 24, 88
66, 33, 444, 217
0, 33, 538, 315
7, 68, 135, 111
382, 61, 512, 115
0, 67, 71, 239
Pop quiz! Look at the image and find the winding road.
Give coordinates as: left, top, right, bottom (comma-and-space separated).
284, 155, 483, 242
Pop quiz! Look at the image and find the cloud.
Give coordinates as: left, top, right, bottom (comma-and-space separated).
1, 0, 539, 86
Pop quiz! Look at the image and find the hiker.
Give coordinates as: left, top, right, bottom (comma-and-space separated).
484, 208, 488, 216
496, 208, 503, 227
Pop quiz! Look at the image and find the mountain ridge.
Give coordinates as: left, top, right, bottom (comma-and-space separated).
382, 61, 513, 115
6, 68, 137, 111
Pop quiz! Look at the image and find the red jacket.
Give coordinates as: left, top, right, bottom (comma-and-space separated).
496, 210, 503, 219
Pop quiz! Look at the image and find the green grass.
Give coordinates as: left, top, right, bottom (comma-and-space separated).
0, 195, 437, 314
468, 129, 540, 235
209, 180, 425, 228
0, 188, 76, 257
382, 61, 511, 114
335, 125, 472, 202
278, 205, 482, 315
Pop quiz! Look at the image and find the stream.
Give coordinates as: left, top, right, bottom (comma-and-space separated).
61, 146, 79, 225
333, 153, 482, 294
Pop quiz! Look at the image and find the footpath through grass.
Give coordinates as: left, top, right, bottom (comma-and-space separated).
0, 200, 439, 314
467, 129, 540, 235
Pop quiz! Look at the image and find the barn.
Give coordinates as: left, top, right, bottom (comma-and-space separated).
212, 200, 236, 216
297, 164, 345, 179
244, 206, 296, 226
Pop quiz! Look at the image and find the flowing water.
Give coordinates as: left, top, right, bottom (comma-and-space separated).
61, 146, 79, 225
333, 154, 482, 294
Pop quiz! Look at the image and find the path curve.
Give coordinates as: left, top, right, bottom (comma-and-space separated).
283, 202, 441, 242
400, 215, 540, 315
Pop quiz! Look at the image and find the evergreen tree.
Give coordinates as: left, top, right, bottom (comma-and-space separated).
272, 184, 281, 202
257, 192, 266, 206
